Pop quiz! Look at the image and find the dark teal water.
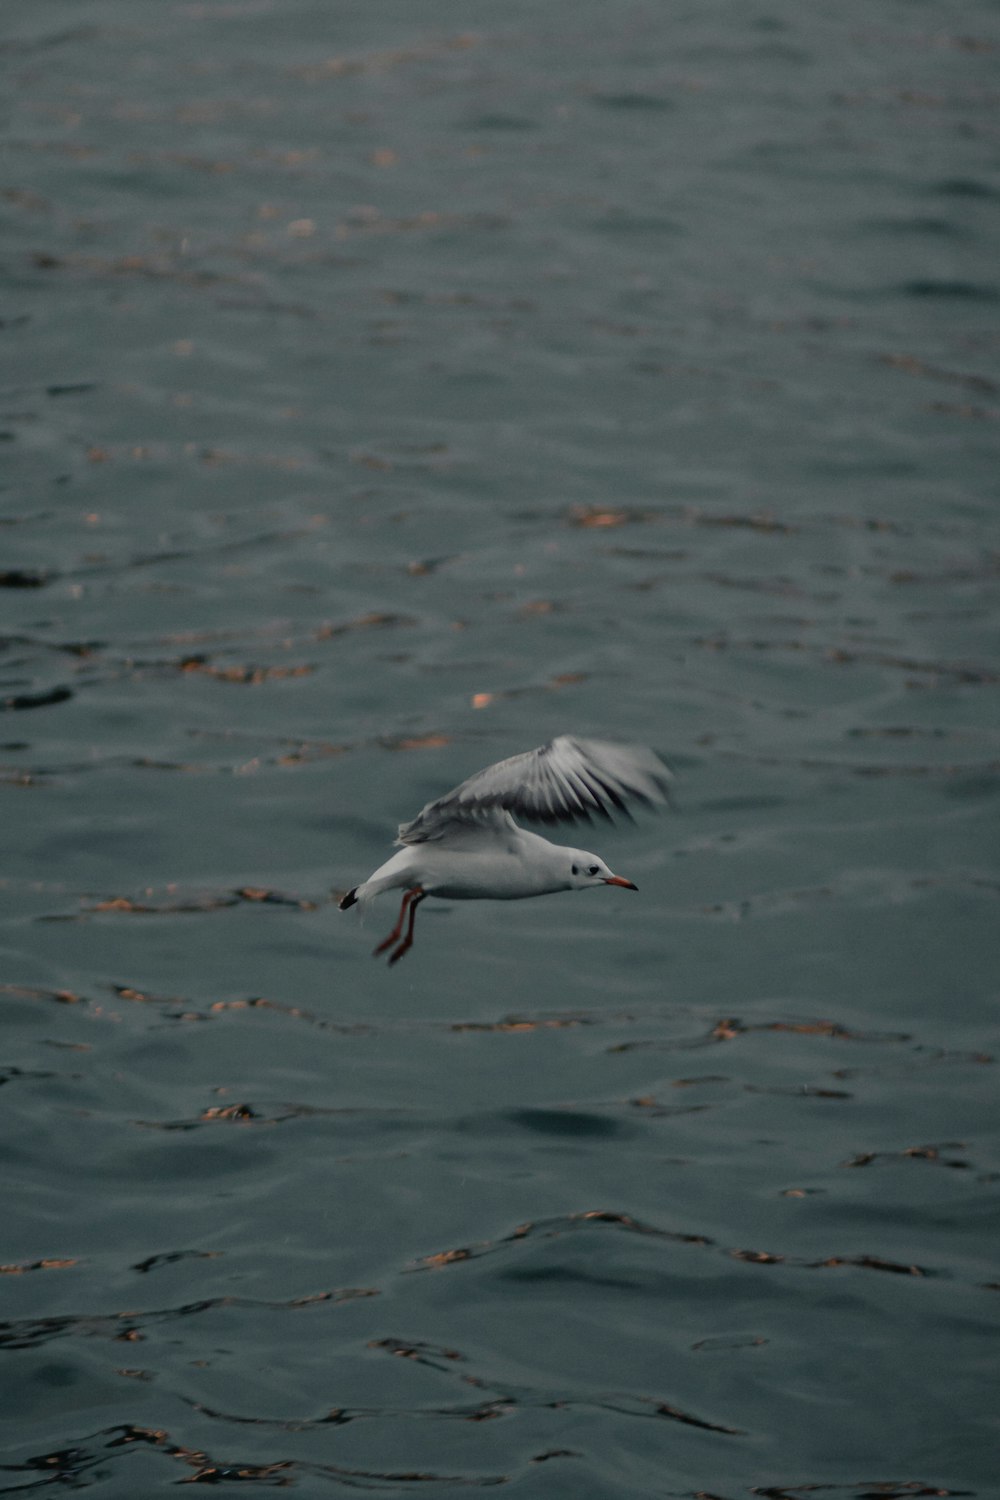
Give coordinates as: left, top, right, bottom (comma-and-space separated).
3, 3, 999, 1495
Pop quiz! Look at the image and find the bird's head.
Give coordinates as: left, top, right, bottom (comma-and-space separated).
566, 850, 637, 892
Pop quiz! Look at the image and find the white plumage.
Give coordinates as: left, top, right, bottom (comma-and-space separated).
340, 735, 671, 964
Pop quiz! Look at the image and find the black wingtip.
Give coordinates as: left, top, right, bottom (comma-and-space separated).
339, 887, 358, 910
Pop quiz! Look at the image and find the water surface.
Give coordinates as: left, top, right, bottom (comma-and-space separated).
2, 2, 999, 1495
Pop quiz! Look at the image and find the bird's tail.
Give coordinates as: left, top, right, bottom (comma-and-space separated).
339, 851, 413, 911
339, 871, 402, 910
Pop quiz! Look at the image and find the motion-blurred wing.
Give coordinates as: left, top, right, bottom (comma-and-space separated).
397, 735, 671, 844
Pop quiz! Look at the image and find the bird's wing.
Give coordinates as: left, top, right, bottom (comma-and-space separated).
397, 735, 671, 845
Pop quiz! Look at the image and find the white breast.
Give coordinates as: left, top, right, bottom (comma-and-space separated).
420, 827, 567, 901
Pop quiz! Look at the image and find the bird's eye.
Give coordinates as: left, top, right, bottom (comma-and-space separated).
588, 864, 599, 876
571, 864, 579, 876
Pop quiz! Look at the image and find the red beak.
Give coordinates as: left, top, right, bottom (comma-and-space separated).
603, 875, 637, 890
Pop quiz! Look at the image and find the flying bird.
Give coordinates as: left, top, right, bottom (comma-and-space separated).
339, 735, 671, 965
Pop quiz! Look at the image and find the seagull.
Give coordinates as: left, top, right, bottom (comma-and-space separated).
339, 735, 671, 965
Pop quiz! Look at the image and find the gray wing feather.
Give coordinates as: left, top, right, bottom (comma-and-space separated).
397, 735, 672, 845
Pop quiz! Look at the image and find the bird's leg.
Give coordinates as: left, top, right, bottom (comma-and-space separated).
387, 890, 426, 967
373, 887, 423, 958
